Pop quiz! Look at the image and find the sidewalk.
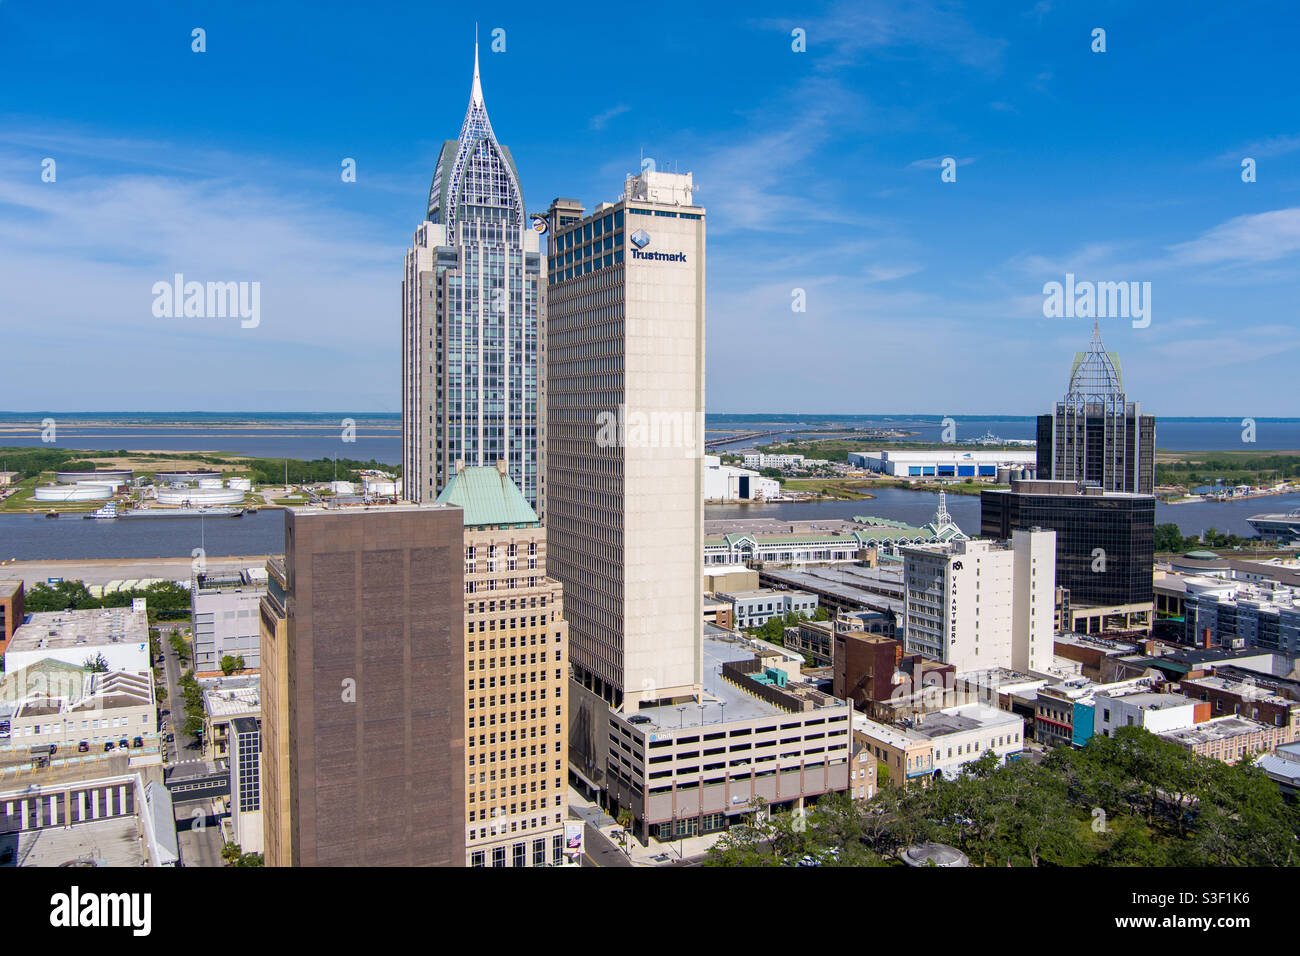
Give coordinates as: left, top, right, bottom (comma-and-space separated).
568, 788, 724, 866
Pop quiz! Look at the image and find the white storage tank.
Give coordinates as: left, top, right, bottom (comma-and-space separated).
330, 480, 355, 494
227, 477, 252, 491
34, 483, 114, 501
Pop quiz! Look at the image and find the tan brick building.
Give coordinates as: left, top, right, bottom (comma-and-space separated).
438, 462, 570, 867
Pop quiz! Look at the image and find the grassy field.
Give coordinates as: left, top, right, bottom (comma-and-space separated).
781, 478, 878, 499
0, 476, 103, 513
781, 477, 1006, 500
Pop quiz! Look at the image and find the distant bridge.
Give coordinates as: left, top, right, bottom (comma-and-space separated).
704, 430, 786, 450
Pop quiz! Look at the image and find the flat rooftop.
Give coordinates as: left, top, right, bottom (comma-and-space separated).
1104, 692, 1192, 711
630, 629, 841, 732
286, 501, 450, 516
1160, 715, 1273, 746
633, 634, 784, 731
1182, 674, 1291, 706
5, 817, 145, 868
203, 684, 260, 718
761, 566, 904, 616
853, 714, 927, 749
913, 703, 1021, 739
8, 606, 148, 654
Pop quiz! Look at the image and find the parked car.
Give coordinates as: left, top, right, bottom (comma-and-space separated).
77, 741, 89, 753
103, 741, 115, 752
118, 738, 129, 750
131, 737, 144, 748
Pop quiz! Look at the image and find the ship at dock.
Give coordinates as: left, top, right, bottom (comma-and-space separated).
119, 506, 245, 519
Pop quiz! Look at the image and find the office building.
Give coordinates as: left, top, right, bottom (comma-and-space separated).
1159, 715, 1288, 764
1181, 576, 1300, 655
402, 43, 542, 510
912, 703, 1026, 781
192, 570, 265, 675
833, 633, 956, 718
0, 659, 155, 752
259, 504, 465, 867
201, 676, 260, 762
0, 772, 178, 867
743, 453, 805, 470
228, 716, 262, 855
572, 629, 852, 841
544, 169, 705, 709
721, 588, 818, 630
902, 530, 1057, 675
6, 602, 150, 674
1032, 675, 1166, 747
849, 449, 1036, 479
852, 714, 935, 788
982, 479, 1155, 632
0, 580, 23, 654
1179, 673, 1300, 738
435, 462, 570, 867
1036, 321, 1156, 494
703, 455, 780, 501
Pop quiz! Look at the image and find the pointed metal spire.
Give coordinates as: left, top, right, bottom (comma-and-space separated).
471, 23, 484, 108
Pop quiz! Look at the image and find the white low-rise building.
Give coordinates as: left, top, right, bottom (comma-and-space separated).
913, 703, 1026, 780
742, 453, 804, 470
849, 449, 1036, 479
0, 659, 155, 751
5, 602, 150, 675
1092, 691, 1200, 738
720, 588, 819, 629
703, 455, 780, 502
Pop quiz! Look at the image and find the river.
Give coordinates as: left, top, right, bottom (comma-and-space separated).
2, 488, 1295, 563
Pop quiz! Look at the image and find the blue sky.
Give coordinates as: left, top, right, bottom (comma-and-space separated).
3, 0, 1300, 415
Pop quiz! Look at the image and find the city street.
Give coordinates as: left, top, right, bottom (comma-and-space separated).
581, 822, 632, 868
175, 797, 226, 868
156, 621, 208, 778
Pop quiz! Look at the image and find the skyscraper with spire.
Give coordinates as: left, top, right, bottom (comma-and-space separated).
1036, 321, 1155, 494
402, 41, 543, 510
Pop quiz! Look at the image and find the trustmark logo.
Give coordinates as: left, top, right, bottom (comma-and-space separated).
628, 227, 686, 262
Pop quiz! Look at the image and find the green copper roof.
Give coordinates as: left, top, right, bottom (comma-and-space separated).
436, 466, 539, 528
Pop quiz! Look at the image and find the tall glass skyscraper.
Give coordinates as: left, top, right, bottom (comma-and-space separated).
402, 44, 542, 510
1036, 321, 1155, 494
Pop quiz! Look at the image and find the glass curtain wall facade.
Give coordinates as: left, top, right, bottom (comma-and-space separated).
403, 45, 541, 509
981, 487, 1154, 606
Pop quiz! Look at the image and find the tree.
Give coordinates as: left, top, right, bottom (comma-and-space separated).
82, 652, 109, 673
182, 714, 205, 739
1154, 523, 1187, 553
220, 655, 239, 676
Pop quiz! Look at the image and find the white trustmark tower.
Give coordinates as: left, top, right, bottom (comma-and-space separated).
545, 170, 706, 710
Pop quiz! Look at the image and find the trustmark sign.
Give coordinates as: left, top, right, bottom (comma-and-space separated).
628, 229, 687, 262
631, 249, 686, 262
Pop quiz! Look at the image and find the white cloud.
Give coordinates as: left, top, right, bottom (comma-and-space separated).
588, 104, 630, 131
1167, 208, 1300, 266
